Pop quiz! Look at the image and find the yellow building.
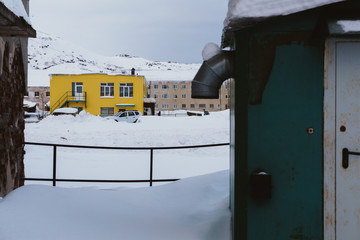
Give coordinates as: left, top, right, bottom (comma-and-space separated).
50, 73, 147, 116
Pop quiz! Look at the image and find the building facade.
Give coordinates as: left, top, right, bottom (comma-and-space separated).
147, 80, 230, 112
24, 86, 50, 111
50, 73, 147, 116
0, 0, 36, 197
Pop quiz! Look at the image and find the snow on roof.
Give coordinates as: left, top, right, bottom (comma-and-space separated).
224, 0, 345, 30
337, 20, 360, 32
28, 68, 50, 87
23, 100, 37, 108
144, 98, 156, 103
53, 107, 78, 114
0, 0, 30, 24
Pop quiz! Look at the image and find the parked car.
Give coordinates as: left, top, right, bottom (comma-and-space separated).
106, 110, 142, 123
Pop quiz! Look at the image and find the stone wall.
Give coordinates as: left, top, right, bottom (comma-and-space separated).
0, 38, 26, 197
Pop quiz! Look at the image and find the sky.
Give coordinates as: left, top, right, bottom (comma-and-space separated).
29, 0, 228, 64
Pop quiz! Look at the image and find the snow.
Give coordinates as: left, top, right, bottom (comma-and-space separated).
25, 110, 229, 147
0, 171, 230, 240
53, 107, 78, 114
337, 20, 360, 32
28, 32, 201, 87
0, 0, 30, 23
143, 97, 156, 103
23, 100, 37, 108
202, 43, 221, 61
0, 111, 230, 239
224, 0, 344, 29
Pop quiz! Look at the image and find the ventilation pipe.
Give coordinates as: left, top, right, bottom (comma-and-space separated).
191, 43, 235, 99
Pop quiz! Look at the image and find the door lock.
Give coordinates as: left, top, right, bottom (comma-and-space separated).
340, 125, 346, 132
307, 127, 314, 134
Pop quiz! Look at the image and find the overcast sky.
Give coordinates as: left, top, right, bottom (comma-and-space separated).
29, 0, 228, 64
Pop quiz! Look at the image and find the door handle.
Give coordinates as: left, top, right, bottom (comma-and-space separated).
342, 148, 360, 169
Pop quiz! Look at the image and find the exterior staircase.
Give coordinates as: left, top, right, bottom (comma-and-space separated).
50, 91, 87, 114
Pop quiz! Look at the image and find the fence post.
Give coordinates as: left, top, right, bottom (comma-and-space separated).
53, 145, 57, 186
150, 148, 153, 187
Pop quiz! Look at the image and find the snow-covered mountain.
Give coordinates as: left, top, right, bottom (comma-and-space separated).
28, 32, 201, 87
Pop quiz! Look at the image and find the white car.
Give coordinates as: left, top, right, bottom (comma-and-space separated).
106, 110, 142, 123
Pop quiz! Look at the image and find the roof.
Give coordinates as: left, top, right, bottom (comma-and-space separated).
1, 0, 30, 23
49, 73, 145, 78
0, 0, 36, 37
223, 0, 345, 32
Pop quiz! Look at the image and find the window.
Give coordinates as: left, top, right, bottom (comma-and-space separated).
209, 104, 214, 109
154, 84, 158, 89
225, 104, 228, 109
162, 84, 169, 89
174, 104, 178, 109
34, 92, 39, 97
155, 104, 158, 109
46, 92, 50, 97
120, 83, 133, 97
24, 91, 28, 96
100, 83, 114, 97
100, 107, 114, 117
182, 104, 186, 109
173, 84, 178, 89
154, 94, 158, 99
182, 94, 186, 99
162, 104, 169, 109
72, 82, 83, 97
225, 94, 229, 99
190, 104, 195, 109
218, 104, 221, 109
199, 104, 206, 109
181, 84, 186, 89
173, 94, 178, 99
162, 94, 169, 99
116, 112, 125, 118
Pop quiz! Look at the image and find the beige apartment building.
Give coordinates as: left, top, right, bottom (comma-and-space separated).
24, 86, 50, 111
147, 80, 230, 112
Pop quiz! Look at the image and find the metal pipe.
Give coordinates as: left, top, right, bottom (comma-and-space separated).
191, 51, 235, 99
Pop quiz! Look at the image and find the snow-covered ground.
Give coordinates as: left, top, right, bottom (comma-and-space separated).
0, 111, 231, 240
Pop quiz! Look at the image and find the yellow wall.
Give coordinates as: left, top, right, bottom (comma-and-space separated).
50, 74, 146, 115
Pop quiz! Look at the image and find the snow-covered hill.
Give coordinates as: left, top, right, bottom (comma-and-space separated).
28, 32, 201, 86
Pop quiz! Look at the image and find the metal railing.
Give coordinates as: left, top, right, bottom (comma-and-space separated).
24, 142, 229, 187
50, 91, 87, 114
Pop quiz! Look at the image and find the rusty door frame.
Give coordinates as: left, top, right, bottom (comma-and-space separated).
324, 37, 336, 240
324, 37, 360, 240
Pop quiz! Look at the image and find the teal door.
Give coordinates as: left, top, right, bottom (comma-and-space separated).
246, 41, 323, 239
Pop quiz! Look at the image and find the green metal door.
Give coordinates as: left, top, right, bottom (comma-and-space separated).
246, 40, 323, 239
